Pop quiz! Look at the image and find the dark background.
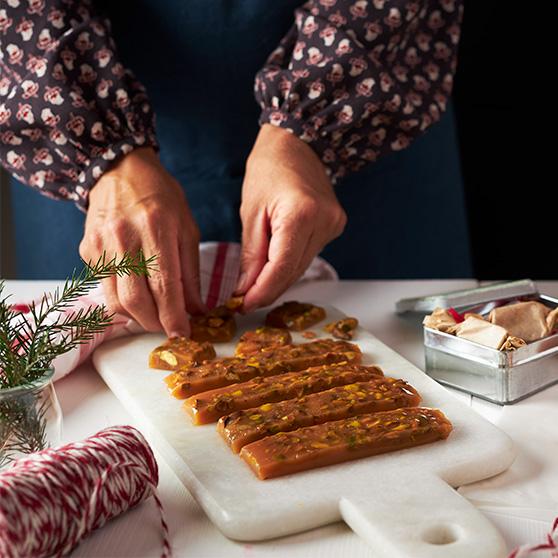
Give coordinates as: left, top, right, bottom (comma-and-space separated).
452, 2, 553, 278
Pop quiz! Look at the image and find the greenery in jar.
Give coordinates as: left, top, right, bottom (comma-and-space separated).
0, 251, 156, 465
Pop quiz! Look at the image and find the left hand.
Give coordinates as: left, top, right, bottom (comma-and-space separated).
237, 124, 347, 312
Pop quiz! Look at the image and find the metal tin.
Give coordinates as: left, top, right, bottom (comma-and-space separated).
423, 289, 558, 405
396, 279, 537, 315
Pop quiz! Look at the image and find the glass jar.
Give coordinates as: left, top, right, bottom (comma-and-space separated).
0, 368, 62, 468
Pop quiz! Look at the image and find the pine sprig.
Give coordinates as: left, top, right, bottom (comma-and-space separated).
0, 250, 156, 464
0, 250, 157, 390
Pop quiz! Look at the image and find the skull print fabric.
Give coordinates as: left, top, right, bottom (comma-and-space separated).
255, 0, 463, 180
0, 0, 462, 208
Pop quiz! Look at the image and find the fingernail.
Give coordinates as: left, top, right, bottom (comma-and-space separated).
235, 272, 249, 294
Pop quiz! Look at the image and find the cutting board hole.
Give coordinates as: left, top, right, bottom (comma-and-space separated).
422, 524, 460, 545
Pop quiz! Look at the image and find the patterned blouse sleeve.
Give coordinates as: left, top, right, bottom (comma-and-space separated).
255, 0, 463, 180
0, 0, 157, 210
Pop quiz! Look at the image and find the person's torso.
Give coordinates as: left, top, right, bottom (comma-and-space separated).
94, 1, 472, 278
101, 1, 301, 241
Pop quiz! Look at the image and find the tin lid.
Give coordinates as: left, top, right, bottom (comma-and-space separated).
395, 279, 538, 315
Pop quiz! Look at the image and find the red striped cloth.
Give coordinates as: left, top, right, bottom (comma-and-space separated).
200, 242, 337, 309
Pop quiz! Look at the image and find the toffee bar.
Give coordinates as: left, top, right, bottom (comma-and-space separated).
165, 338, 361, 399
184, 364, 383, 425
218, 377, 421, 452
240, 407, 452, 480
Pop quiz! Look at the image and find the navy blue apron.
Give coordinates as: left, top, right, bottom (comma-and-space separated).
10, 1, 471, 279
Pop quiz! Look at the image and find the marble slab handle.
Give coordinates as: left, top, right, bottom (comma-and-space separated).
340, 473, 507, 558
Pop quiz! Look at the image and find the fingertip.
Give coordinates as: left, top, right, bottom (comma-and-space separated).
169, 329, 188, 339
165, 321, 190, 338
241, 289, 265, 314
161, 313, 191, 338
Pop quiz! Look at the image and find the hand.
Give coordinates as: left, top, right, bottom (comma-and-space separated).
80, 147, 204, 336
237, 124, 347, 312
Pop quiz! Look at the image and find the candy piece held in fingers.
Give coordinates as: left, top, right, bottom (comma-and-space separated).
184, 363, 383, 425
219, 376, 420, 453
225, 296, 244, 312
266, 301, 326, 331
165, 338, 361, 399
324, 317, 359, 340
240, 407, 453, 480
149, 337, 216, 370
235, 327, 292, 358
190, 305, 236, 343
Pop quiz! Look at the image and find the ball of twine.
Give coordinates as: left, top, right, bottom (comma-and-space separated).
0, 425, 170, 558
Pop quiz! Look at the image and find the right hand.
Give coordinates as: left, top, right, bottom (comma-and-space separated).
80, 147, 205, 337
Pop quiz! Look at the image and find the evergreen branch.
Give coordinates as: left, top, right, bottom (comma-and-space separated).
23, 250, 156, 377
0, 250, 157, 390
0, 250, 158, 461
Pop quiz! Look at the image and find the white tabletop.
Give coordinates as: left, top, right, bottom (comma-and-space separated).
4, 279, 558, 557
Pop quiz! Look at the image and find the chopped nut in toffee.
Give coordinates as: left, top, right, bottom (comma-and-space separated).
324, 317, 359, 340
190, 305, 236, 343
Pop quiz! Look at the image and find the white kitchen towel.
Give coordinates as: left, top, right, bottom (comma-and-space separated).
11, 241, 337, 382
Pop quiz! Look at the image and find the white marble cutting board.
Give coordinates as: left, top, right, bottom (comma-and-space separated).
93, 305, 516, 558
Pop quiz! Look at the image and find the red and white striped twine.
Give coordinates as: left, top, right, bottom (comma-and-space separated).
0, 425, 171, 558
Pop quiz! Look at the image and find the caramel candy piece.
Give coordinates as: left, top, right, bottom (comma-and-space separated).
266, 301, 326, 331
240, 407, 452, 480
489, 301, 551, 343
454, 316, 508, 349
165, 358, 251, 398
190, 305, 236, 343
165, 338, 361, 399
185, 364, 383, 425
224, 295, 244, 312
548, 308, 558, 333
422, 307, 457, 333
235, 327, 292, 358
463, 312, 485, 321
501, 336, 527, 351
149, 337, 216, 370
219, 377, 421, 453
324, 317, 359, 340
